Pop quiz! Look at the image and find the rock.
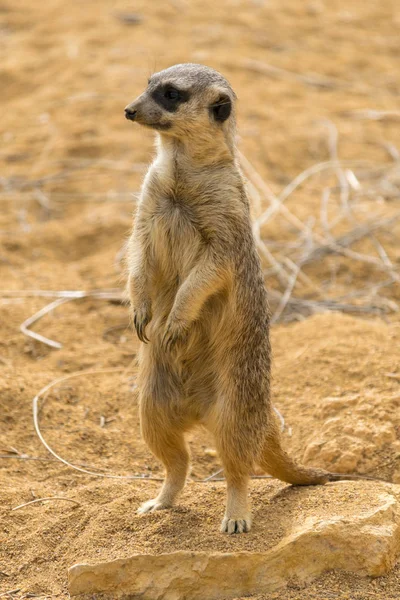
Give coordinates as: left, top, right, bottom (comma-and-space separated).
69, 486, 400, 600
302, 392, 399, 473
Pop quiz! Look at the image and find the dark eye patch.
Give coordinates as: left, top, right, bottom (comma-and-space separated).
151, 84, 190, 113
210, 95, 232, 123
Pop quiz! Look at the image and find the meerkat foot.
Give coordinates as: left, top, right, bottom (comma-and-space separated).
221, 515, 252, 534
137, 497, 172, 514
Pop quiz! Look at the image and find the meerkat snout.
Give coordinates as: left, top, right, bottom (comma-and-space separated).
124, 107, 137, 121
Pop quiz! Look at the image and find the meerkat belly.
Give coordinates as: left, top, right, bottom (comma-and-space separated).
149, 197, 202, 311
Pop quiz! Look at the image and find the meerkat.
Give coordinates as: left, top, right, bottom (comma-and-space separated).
124, 63, 380, 535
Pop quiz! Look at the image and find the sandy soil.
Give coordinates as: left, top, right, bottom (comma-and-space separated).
1, 0, 400, 598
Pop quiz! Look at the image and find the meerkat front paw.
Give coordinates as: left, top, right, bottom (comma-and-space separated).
133, 302, 152, 343
137, 498, 172, 513
221, 515, 252, 534
161, 317, 189, 352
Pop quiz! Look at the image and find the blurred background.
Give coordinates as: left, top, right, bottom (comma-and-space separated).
2, 0, 400, 320
1, 0, 400, 596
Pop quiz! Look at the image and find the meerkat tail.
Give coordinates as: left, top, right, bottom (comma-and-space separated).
260, 439, 331, 485
323, 472, 389, 484
260, 442, 389, 486
260, 409, 389, 485
257, 407, 329, 485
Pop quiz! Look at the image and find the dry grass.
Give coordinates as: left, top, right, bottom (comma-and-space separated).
2, 140, 399, 334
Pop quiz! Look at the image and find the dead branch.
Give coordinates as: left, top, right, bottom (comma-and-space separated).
11, 497, 81, 511
20, 298, 70, 349
17, 290, 124, 349
300, 212, 400, 276
342, 109, 400, 122
239, 58, 348, 90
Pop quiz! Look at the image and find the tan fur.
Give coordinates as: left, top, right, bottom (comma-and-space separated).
124, 64, 374, 535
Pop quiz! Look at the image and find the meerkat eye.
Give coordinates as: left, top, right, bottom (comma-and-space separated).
151, 85, 189, 112
164, 88, 180, 101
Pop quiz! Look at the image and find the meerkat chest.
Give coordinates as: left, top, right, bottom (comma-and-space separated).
143, 156, 214, 278
149, 195, 203, 277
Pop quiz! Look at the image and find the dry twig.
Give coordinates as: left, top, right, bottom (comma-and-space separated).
12, 497, 81, 511
342, 109, 400, 122
32, 368, 163, 481
239, 58, 347, 90
17, 289, 124, 348
32, 369, 285, 483
0, 590, 21, 598
20, 297, 70, 349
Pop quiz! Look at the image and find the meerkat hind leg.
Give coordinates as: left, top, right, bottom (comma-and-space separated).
221, 471, 251, 534
138, 400, 190, 513
138, 428, 190, 513
215, 440, 252, 534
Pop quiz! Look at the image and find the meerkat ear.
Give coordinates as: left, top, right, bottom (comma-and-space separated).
211, 94, 232, 123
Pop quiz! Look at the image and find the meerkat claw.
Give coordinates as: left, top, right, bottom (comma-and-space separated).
138, 322, 148, 343
221, 516, 251, 534
162, 327, 177, 352
137, 498, 171, 513
164, 334, 176, 352
133, 310, 151, 343
162, 320, 188, 352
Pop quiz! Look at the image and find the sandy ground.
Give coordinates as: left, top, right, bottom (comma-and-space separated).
1, 0, 400, 598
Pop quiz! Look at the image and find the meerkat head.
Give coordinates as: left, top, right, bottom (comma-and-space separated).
124, 63, 236, 149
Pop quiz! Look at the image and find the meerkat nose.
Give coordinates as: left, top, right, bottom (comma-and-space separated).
125, 107, 137, 121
